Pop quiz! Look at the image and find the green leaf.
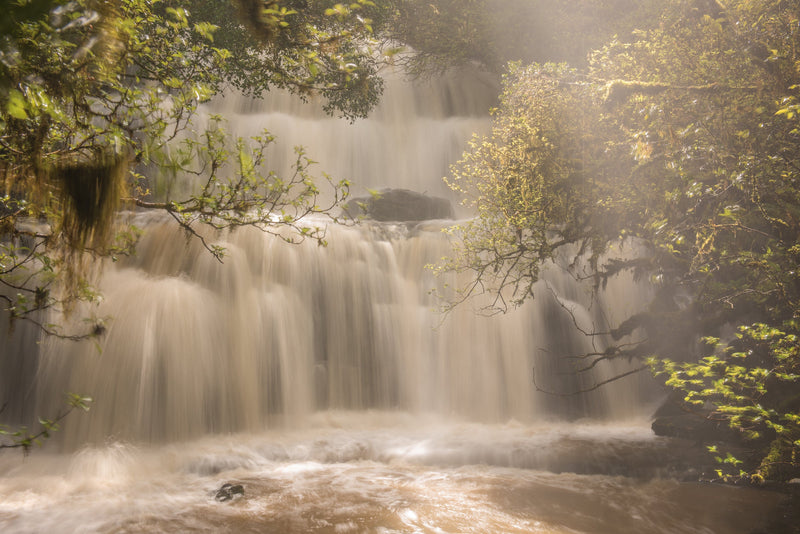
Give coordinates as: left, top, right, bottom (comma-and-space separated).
6, 90, 28, 120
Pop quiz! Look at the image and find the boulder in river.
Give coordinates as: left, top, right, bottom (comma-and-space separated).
215, 483, 245, 502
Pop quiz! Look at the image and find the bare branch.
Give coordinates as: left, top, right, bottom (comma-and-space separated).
532, 365, 647, 397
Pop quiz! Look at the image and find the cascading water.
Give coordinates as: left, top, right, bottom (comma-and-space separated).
0, 70, 784, 533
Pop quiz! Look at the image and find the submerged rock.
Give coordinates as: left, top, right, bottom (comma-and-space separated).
342, 188, 454, 222
215, 483, 245, 502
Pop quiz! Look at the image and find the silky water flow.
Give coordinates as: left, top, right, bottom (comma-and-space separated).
0, 70, 784, 533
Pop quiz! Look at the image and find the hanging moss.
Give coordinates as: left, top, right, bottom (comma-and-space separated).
54, 152, 128, 249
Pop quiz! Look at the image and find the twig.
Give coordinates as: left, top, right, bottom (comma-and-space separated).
532, 365, 647, 396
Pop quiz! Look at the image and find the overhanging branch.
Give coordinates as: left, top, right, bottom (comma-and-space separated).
532, 365, 647, 397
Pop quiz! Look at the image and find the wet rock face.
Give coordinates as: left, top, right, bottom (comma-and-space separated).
342, 188, 454, 222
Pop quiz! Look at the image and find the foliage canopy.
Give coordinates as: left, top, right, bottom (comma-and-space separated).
444, 0, 800, 482
0, 0, 388, 340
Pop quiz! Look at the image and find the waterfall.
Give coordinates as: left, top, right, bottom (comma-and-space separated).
3, 66, 784, 534
1, 68, 657, 449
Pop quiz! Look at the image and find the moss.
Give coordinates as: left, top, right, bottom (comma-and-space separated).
54, 152, 129, 249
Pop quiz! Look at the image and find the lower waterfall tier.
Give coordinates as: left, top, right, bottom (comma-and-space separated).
2, 217, 655, 448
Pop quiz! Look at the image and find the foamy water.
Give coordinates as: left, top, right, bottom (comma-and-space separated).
0, 413, 781, 533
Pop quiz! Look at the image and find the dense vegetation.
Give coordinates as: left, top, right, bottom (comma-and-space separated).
383, 0, 665, 74
0, 0, 386, 344
443, 0, 800, 482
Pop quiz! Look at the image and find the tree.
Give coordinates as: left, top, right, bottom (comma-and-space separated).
442, 0, 800, 482
378, 0, 664, 76
0, 0, 387, 448
0, 394, 91, 453
188, 0, 386, 120
1, 0, 385, 338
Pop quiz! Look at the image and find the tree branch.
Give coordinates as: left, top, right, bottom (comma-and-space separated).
532, 365, 647, 397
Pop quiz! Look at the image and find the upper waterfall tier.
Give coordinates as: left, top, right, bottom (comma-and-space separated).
202, 68, 498, 203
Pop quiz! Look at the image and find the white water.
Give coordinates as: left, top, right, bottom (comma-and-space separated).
0, 69, 783, 532
0, 414, 781, 533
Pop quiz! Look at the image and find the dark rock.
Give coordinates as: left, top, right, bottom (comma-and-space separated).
651, 392, 742, 443
651, 414, 737, 442
652, 391, 693, 418
342, 188, 454, 222
215, 483, 245, 502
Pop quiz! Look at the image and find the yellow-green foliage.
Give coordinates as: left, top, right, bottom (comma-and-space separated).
443, 0, 800, 480
651, 325, 800, 481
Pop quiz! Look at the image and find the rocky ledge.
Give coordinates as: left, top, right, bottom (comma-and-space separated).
342, 188, 454, 222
